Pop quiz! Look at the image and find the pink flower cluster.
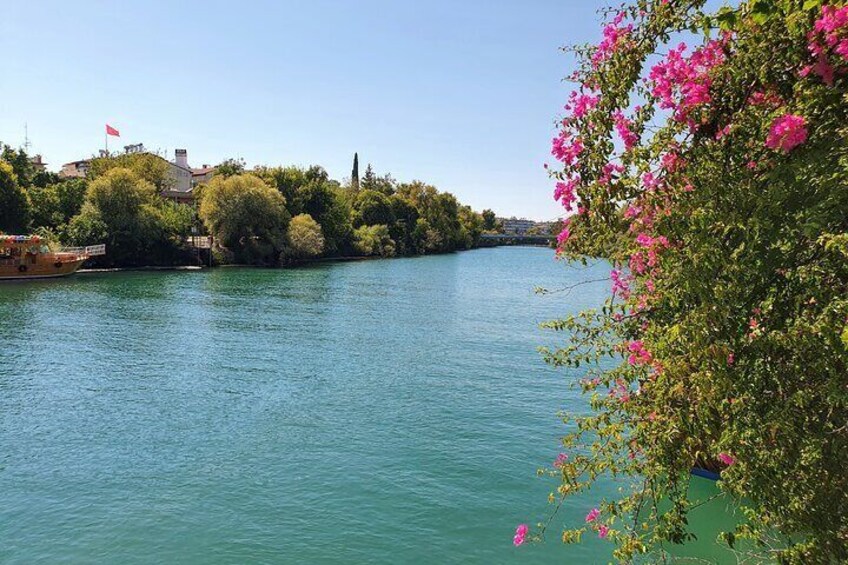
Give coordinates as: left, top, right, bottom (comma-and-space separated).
556, 218, 572, 246
660, 150, 685, 173
585, 508, 600, 523
610, 268, 631, 299
648, 40, 726, 126
613, 110, 639, 150
718, 453, 736, 466
609, 378, 631, 403
513, 524, 528, 547
627, 340, 652, 366
565, 90, 600, 122
551, 132, 584, 166
592, 12, 633, 67
804, 5, 848, 84
765, 114, 808, 153
598, 162, 625, 186
555, 177, 579, 211
553, 452, 568, 468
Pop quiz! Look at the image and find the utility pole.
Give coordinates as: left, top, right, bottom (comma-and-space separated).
23, 123, 31, 154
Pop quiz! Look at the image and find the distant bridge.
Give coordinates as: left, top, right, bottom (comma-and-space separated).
479, 233, 555, 247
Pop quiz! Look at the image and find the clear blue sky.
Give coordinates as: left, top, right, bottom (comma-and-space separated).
2, 1, 609, 221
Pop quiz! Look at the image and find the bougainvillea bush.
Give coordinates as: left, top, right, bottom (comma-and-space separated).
529, 0, 848, 562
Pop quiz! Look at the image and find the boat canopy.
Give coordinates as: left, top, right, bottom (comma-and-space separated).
0, 235, 45, 247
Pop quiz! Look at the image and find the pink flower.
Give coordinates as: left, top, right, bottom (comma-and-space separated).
551, 132, 584, 165
585, 508, 600, 523
627, 340, 653, 365
727, 353, 735, 365
635, 233, 654, 247
613, 110, 639, 150
801, 53, 836, 85
718, 453, 736, 466
648, 39, 725, 126
598, 525, 610, 539
592, 12, 633, 67
565, 90, 600, 121
557, 225, 571, 246
513, 524, 528, 546
599, 162, 624, 186
765, 114, 808, 153
554, 177, 580, 211
807, 5, 848, 80
610, 269, 631, 299
660, 150, 685, 173
553, 453, 568, 468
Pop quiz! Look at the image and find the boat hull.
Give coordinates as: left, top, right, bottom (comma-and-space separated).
0, 258, 86, 280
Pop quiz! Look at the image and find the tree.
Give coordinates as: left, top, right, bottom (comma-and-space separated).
353, 189, 394, 227
29, 178, 87, 231
68, 167, 177, 266
353, 224, 395, 258
458, 205, 484, 249
388, 194, 420, 255
215, 157, 246, 178
198, 173, 289, 264
285, 213, 324, 262
481, 209, 498, 231
524, 1, 848, 562
0, 161, 30, 233
351, 152, 360, 190
88, 152, 172, 191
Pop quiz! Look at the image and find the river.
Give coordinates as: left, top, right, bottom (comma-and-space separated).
0, 247, 619, 564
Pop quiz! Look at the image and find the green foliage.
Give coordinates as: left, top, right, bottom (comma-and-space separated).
351, 152, 359, 190
285, 213, 325, 262
458, 205, 484, 249
198, 173, 289, 264
353, 224, 396, 257
0, 161, 31, 233
28, 178, 87, 231
353, 189, 395, 227
69, 168, 187, 266
540, 1, 848, 562
481, 208, 498, 231
88, 152, 172, 190
360, 163, 396, 194
215, 157, 246, 178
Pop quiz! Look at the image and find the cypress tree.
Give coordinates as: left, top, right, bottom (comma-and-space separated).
351, 153, 360, 190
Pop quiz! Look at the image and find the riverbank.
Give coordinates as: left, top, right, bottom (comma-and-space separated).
77, 245, 541, 274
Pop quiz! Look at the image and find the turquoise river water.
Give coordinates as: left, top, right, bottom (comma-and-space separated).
0, 247, 627, 563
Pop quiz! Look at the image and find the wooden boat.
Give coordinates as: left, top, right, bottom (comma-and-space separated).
0, 235, 105, 280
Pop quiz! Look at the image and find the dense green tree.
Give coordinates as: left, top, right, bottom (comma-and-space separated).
0, 161, 30, 233
298, 182, 352, 255
29, 178, 87, 230
68, 167, 184, 266
458, 205, 484, 249
198, 173, 289, 264
88, 152, 172, 191
352, 189, 394, 227
215, 157, 246, 178
481, 209, 498, 231
388, 194, 420, 255
285, 213, 324, 262
353, 224, 395, 258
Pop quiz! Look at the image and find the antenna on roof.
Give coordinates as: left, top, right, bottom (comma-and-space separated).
23, 123, 31, 154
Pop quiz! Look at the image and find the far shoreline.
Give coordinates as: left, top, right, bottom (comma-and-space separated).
76, 245, 553, 274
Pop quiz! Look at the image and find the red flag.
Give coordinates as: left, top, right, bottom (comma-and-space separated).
106, 124, 120, 137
